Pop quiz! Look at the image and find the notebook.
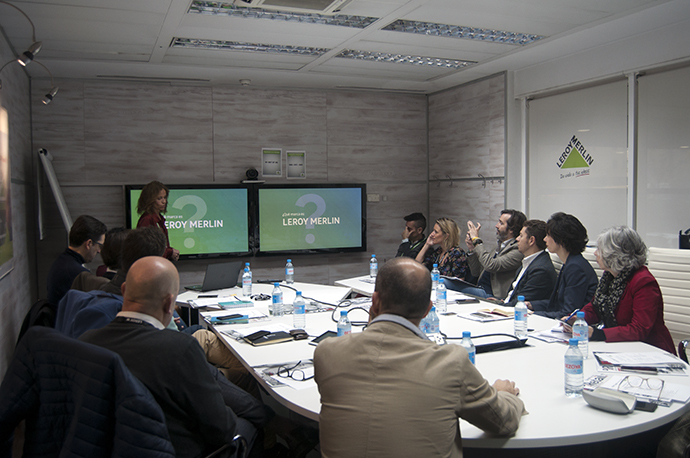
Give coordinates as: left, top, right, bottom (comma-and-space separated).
184, 261, 243, 292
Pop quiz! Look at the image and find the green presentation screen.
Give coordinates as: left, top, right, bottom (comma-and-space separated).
126, 186, 249, 258
258, 185, 366, 253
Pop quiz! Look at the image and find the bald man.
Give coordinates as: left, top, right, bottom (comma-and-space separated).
80, 257, 239, 458
314, 257, 526, 458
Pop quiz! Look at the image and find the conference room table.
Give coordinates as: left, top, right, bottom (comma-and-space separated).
177, 278, 690, 455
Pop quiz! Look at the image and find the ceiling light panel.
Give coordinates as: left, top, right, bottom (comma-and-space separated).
172, 38, 329, 56
335, 50, 475, 69
382, 19, 545, 45
189, 1, 378, 28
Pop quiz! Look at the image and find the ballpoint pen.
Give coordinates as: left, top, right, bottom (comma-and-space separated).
560, 308, 581, 324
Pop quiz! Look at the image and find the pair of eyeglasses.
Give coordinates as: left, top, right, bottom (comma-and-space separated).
277, 361, 314, 381
617, 375, 664, 401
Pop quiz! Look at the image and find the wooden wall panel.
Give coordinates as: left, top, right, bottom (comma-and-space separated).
213, 88, 328, 145
428, 74, 506, 243
83, 83, 213, 143
327, 145, 426, 183
429, 74, 505, 179
31, 82, 429, 289
82, 141, 214, 183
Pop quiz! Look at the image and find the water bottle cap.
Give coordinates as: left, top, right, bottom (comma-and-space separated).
244, 267, 248, 272
569, 338, 579, 346
433, 263, 438, 268
245, 262, 250, 266
439, 278, 444, 284
371, 254, 376, 258
340, 310, 348, 316
296, 291, 302, 295
274, 282, 279, 287
577, 311, 585, 318
463, 331, 471, 338
287, 259, 292, 262
517, 295, 525, 301
430, 306, 436, 311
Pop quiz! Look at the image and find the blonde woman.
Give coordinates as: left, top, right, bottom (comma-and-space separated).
415, 217, 469, 280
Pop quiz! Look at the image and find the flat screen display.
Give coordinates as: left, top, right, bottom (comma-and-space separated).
125, 185, 250, 259
258, 184, 366, 254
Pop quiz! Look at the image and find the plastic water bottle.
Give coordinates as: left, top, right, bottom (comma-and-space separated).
572, 311, 589, 359
271, 283, 284, 317
514, 295, 528, 338
369, 254, 378, 278
565, 338, 584, 397
292, 291, 306, 329
431, 263, 440, 290
436, 278, 447, 313
285, 259, 294, 284
419, 314, 429, 334
460, 331, 476, 365
241, 267, 252, 297
427, 306, 440, 334
337, 310, 351, 336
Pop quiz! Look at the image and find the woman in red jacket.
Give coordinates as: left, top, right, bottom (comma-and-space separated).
136, 181, 180, 262
566, 226, 675, 354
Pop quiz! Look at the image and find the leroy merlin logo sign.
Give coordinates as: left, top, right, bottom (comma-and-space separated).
557, 135, 593, 179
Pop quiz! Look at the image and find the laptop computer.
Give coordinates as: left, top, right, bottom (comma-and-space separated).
184, 261, 243, 292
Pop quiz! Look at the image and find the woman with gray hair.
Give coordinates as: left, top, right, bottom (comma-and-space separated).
565, 226, 675, 354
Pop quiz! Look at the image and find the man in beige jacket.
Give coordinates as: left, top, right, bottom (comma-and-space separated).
314, 257, 526, 458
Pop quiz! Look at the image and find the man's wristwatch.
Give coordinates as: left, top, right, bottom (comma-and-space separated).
471, 236, 483, 247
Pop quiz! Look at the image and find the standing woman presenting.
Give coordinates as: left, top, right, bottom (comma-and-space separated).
136, 181, 180, 261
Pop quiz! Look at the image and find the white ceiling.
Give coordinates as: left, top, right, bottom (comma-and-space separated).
0, 0, 684, 94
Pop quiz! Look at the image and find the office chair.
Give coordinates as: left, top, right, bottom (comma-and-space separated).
658, 410, 690, 458
0, 327, 175, 457
15, 299, 55, 347
679, 340, 689, 363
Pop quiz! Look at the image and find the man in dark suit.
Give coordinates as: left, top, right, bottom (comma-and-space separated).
46, 215, 107, 305
502, 219, 557, 307
80, 256, 249, 458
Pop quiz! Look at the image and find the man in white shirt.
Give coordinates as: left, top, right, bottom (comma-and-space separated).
502, 219, 557, 307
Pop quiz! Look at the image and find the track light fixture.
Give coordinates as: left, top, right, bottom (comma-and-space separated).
0, 1, 41, 65
18, 41, 42, 66
34, 61, 59, 105
0, 1, 57, 105
42, 86, 59, 105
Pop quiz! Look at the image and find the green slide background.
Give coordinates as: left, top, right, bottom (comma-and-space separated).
129, 188, 248, 255
259, 188, 362, 251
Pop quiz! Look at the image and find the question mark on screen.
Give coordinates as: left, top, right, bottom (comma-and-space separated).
172, 195, 208, 249
295, 194, 326, 244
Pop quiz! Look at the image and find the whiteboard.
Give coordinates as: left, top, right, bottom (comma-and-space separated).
37, 148, 72, 241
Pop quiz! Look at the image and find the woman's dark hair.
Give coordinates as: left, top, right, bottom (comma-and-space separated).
121, 226, 167, 273
100, 227, 130, 270
546, 212, 588, 254
137, 181, 169, 215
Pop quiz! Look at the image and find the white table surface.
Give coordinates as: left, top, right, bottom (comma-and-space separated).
192, 281, 690, 449
334, 274, 375, 296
